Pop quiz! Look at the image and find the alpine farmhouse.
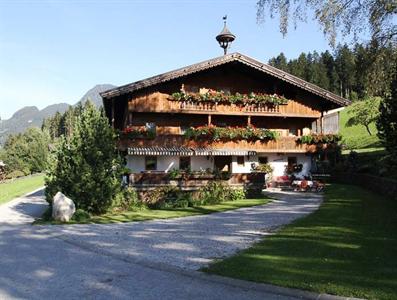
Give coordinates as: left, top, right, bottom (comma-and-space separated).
100, 51, 350, 188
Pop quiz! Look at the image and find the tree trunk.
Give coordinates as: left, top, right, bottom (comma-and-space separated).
365, 124, 372, 136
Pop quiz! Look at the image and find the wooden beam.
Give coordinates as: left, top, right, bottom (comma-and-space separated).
320, 112, 324, 134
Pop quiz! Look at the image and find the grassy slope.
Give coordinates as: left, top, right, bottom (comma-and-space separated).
339, 107, 382, 151
0, 174, 44, 205
35, 198, 270, 225
205, 184, 397, 300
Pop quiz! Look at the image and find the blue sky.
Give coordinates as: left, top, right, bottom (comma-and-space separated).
0, 0, 338, 119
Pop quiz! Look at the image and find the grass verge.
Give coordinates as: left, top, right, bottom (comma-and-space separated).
204, 184, 397, 300
35, 198, 270, 225
0, 174, 44, 205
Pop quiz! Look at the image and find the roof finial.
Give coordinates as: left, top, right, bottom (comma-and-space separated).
216, 16, 236, 55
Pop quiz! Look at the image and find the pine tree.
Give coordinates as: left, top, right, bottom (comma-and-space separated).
269, 52, 288, 71
45, 101, 123, 214
335, 44, 356, 99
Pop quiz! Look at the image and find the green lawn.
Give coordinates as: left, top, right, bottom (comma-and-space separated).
0, 174, 45, 205
204, 184, 397, 300
35, 198, 270, 225
340, 107, 382, 150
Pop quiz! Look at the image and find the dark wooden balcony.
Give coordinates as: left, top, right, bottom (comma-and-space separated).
118, 134, 311, 153
128, 92, 322, 118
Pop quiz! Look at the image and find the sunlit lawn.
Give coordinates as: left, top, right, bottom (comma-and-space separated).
0, 174, 44, 205
204, 184, 397, 300
35, 198, 270, 225
340, 107, 382, 150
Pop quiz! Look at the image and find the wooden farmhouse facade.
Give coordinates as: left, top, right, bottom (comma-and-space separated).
101, 53, 350, 187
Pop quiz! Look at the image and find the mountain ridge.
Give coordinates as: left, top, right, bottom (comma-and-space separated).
0, 84, 116, 145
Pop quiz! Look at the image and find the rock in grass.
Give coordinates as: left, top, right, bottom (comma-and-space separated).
52, 192, 76, 222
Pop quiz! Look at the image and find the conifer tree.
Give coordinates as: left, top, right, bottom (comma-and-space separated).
45, 101, 122, 214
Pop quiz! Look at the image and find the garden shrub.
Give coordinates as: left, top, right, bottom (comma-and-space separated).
113, 187, 145, 211
197, 181, 234, 205
142, 186, 179, 209
228, 188, 246, 201
72, 209, 91, 222
137, 181, 246, 210
5, 170, 26, 179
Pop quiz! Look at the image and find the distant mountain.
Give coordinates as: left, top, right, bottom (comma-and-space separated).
0, 83, 116, 145
0, 103, 70, 145
77, 84, 116, 107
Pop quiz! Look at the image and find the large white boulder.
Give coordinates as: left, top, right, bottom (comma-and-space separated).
52, 192, 76, 222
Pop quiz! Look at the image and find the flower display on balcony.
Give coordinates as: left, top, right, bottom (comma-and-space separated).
297, 133, 341, 145
184, 125, 278, 142
170, 90, 289, 106
121, 126, 156, 139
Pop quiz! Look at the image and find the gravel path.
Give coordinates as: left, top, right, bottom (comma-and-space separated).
43, 191, 323, 270
0, 189, 324, 299
0, 188, 47, 225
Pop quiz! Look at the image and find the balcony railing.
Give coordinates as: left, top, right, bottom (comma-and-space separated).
119, 134, 310, 153
128, 92, 321, 117
174, 101, 280, 114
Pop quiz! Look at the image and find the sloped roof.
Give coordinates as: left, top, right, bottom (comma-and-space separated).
100, 52, 350, 106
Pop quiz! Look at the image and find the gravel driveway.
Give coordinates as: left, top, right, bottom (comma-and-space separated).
0, 189, 324, 299
43, 191, 323, 270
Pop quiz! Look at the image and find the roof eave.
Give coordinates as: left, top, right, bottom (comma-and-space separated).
100, 52, 351, 107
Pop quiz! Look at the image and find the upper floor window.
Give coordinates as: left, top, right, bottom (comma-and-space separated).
180, 126, 189, 135
289, 128, 298, 136
258, 156, 268, 164
179, 157, 191, 171
237, 156, 245, 166
145, 156, 157, 171
146, 122, 156, 132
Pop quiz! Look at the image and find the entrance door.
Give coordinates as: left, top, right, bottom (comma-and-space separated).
214, 156, 232, 172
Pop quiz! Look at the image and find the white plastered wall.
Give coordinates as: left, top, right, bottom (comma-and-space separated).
264, 153, 312, 177
126, 153, 312, 177
126, 156, 145, 173
191, 156, 213, 171
231, 155, 258, 173
127, 155, 179, 173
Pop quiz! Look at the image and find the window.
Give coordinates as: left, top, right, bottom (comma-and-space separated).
180, 126, 188, 134
258, 156, 268, 164
237, 156, 245, 166
145, 122, 156, 132
287, 156, 297, 173
288, 157, 297, 167
179, 157, 191, 171
289, 128, 298, 136
145, 156, 157, 171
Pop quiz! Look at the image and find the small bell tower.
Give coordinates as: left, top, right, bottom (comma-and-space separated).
216, 16, 236, 55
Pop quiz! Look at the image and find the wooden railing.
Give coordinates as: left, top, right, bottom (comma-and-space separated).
128, 92, 321, 117
119, 134, 311, 153
174, 101, 280, 114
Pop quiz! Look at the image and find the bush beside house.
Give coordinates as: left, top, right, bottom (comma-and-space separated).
45, 101, 123, 215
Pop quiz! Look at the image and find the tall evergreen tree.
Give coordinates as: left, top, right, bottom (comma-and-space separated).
268, 52, 288, 71
335, 44, 356, 98
45, 101, 123, 214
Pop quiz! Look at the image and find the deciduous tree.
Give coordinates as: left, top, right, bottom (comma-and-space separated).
257, 0, 397, 47
346, 97, 382, 135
